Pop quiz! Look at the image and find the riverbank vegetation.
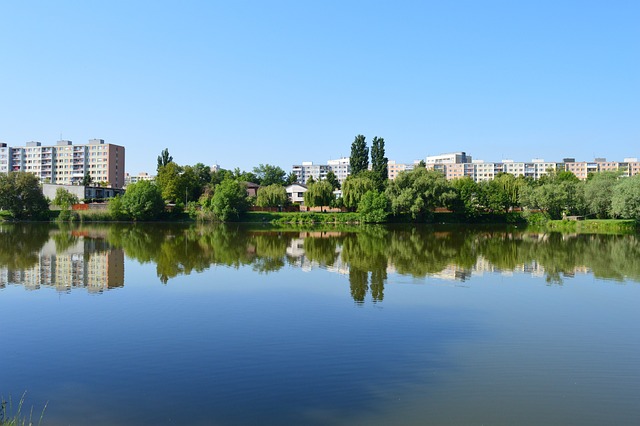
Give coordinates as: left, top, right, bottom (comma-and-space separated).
1, 139, 639, 227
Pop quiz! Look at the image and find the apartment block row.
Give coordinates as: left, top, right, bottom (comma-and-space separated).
0, 139, 125, 188
427, 154, 640, 182
292, 152, 640, 185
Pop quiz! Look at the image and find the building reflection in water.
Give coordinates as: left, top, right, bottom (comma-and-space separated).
0, 235, 124, 293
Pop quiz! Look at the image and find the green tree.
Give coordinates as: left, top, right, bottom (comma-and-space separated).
385, 168, 453, 220
342, 174, 375, 211
81, 172, 93, 186
120, 180, 165, 221
253, 164, 287, 186
417, 160, 426, 168
303, 180, 334, 207
349, 134, 369, 176
210, 168, 235, 186
209, 178, 250, 221
358, 190, 389, 223
256, 184, 288, 208
285, 172, 298, 185
370, 136, 388, 191
155, 162, 184, 203
53, 187, 79, 210
584, 171, 619, 218
0, 172, 49, 219
519, 180, 583, 219
611, 175, 640, 220
157, 148, 173, 171
450, 177, 481, 216
325, 170, 340, 190
108, 194, 127, 220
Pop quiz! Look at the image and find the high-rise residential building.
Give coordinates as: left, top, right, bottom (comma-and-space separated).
292, 157, 351, 185
327, 157, 350, 183
426, 152, 472, 165
2, 139, 125, 188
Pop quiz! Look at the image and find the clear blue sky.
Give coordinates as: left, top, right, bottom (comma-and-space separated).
1, 1, 638, 174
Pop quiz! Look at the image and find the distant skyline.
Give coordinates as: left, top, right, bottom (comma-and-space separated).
1, 1, 638, 174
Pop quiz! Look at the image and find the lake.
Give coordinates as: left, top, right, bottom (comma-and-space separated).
1, 223, 639, 425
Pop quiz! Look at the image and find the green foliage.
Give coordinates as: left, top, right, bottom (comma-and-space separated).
370, 136, 388, 191
358, 190, 389, 223
303, 180, 334, 207
342, 174, 375, 210
520, 178, 584, 220
325, 170, 340, 190
0, 172, 49, 220
108, 195, 127, 220
52, 188, 79, 211
155, 162, 184, 203
157, 148, 173, 171
285, 172, 298, 185
611, 175, 640, 220
385, 168, 454, 220
120, 180, 165, 221
584, 171, 618, 218
349, 134, 369, 176
253, 164, 287, 186
209, 178, 251, 221
450, 177, 481, 217
256, 184, 288, 208
81, 172, 93, 186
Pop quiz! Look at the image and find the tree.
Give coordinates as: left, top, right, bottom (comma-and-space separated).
519, 180, 584, 219
358, 190, 389, 223
155, 162, 184, 203
53, 188, 79, 211
325, 170, 340, 190
285, 172, 298, 185
0, 172, 49, 219
256, 184, 288, 208
81, 173, 93, 186
611, 175, 640, 220
120, 180, 165, 221
350, 134, 369, 176
385, 168, 453, 220
253, 164, 287, 186
417, 160, 426, 168
210, 178, 251, 221
157, 148, 173, 171
584, 172, 619, 218
306, 176, 316, 185
303, 180, 334, 207
370, 136, 388, 191
342, 174, 375, 211
450, 177, 481, 216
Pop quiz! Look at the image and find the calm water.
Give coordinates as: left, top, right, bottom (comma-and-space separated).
1, 223, 639, 425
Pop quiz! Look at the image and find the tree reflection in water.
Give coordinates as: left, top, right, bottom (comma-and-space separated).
1, 223, 639, 300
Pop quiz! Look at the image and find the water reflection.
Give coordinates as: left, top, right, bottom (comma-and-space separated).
1, 224, 639, 298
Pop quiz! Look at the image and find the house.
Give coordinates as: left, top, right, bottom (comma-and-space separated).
244, 182, 260, 197
285, 183, 307, 204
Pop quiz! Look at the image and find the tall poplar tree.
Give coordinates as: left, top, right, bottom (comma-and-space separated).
350, 134, 369, 176
370, 136, 388, 191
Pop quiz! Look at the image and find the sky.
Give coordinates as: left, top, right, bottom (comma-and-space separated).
1, 1, 638, 174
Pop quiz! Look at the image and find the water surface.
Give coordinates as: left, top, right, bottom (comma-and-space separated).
1, 223, 639, 425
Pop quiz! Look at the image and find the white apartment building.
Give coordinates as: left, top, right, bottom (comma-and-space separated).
327, 157, 350, 183
426, 152, 472, 165
292, 157, 351, 185
3, 139, 126, 188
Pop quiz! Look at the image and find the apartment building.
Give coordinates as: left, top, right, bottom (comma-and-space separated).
327, 157, 350, 183
2, 139, 125, 188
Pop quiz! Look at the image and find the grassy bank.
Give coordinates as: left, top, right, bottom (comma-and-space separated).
545, 219, 638, 233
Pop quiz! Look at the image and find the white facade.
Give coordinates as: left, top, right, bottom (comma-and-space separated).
2, 139, 125, 188
327, 157, 350, 184
426, 152, 472, 164
286, 183, 307, 204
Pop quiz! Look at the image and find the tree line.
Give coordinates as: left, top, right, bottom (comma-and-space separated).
1, 139, 640, 223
